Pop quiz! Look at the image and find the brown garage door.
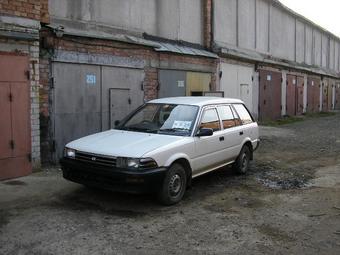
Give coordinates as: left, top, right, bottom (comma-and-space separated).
286, 75, 304, 116
259, 69, 282, 121
336, 84, 340, 110
307, 77, 321, 113
322, 81, 330, 112
296, 76, 304, 115
0, 53, 31, 180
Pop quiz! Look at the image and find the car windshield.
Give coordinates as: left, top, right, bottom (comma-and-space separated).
117, 103, 199, 136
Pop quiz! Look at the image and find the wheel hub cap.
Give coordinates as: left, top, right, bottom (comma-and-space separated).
169, 174, 181, 196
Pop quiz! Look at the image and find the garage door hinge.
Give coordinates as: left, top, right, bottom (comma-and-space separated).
50, 77, 55, 89
27, 153, 32, 162
252, 76, 254, 82
9, 140, 15, 150
281, 77, 283, 83
9, 93, 13, 102
128, 98, 131, 105
51, 140, 56, 152
25, 70, 30, 80
141, 82, 144, 91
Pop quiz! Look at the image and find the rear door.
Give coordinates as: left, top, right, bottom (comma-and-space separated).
192, 107, 225, 176
216, 105, 244, 162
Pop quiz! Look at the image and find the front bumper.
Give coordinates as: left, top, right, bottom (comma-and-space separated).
60, 158, 167, 194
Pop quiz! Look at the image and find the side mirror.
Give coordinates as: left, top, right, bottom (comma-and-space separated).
197, 128, 213, 137
114, 120, 120, 126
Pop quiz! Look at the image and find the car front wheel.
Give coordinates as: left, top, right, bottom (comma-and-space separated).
158, 163, 187, 205
233, 145, 251, 175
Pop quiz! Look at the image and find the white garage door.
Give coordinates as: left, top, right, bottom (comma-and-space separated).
220, 63, 254, 113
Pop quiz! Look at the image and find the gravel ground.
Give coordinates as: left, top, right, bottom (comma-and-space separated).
1, 113, 340, 254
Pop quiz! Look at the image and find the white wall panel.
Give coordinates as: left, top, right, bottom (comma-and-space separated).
313, 30, 322, 66
238, 0, 256, 50
305, 25, 313, 65
213, 0, 237, 46
321, 34, 329, 68
255, 0, 269, 53
296, 20, 305, 63
270, 6, 295, 61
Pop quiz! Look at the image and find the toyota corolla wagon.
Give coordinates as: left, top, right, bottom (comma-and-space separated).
61, 97, 259, 205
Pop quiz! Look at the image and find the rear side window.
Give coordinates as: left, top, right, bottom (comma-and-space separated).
217, 105, 236, 129
233, 104, 253, 125
200, 108, 221, 132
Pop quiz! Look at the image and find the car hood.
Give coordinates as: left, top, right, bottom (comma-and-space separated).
66, 129, 185, 158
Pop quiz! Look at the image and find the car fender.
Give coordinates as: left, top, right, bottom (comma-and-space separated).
164, 153, 192, 169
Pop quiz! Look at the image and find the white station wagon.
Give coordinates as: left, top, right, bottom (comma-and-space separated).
61, 97, 259, 205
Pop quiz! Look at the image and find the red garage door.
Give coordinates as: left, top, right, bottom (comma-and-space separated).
336, 84, 340, 110
0, 53, 31, 180
259, 70, 282, 121
307, 77, 321, 113
322, 81, 331, 112
286, 75, 304, 116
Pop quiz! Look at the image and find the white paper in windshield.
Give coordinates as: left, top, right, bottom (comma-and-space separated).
172, 121, 192, 130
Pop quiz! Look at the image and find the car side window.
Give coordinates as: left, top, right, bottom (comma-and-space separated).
217, 105, 236, 129
233, 104, 254, 125
200, 108, 221, 132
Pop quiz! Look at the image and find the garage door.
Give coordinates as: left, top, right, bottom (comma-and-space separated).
307, 77, 321, 113
0, 53, 31, 180
259, 70, 282, 121
335, 84, 340, 110
158, 70, 211, 98
52, 63, 144, 160
286, 75, 304, 116
220, 63, 254, 113
322, 80, 331, 112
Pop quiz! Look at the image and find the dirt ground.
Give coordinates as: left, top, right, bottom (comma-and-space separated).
1, 113, 340, 255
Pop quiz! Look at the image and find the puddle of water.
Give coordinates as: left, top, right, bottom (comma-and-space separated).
3, 180, 27, 186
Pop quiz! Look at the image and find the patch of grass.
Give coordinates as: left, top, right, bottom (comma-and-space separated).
260, 112, 337, 126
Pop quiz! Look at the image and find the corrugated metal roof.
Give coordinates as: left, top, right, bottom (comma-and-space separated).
47, 24, 218, 59
153, 42, 218, 58
215, 42, 340, 79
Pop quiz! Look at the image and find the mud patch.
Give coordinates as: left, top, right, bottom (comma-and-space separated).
254, 165, 311, 190
3, 180, 26, 186
257, 224, 296, 242
0, 210, 10, 228
47, 198, 148, 218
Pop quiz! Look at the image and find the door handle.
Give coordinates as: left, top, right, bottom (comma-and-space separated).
239, 131, 244, 136
219, 136, 224, 141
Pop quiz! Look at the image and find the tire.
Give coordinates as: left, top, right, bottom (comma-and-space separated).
158, 163, 187, 205
233, 145, 251, 175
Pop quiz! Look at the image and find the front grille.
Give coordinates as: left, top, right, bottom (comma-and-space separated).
75, 151, 116, 167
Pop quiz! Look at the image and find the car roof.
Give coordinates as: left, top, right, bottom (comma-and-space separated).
148, 96, 244, 107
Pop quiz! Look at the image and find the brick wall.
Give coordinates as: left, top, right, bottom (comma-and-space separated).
0, 0, 49, 23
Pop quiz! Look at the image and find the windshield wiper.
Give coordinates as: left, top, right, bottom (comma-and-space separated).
159, 128, 189, 132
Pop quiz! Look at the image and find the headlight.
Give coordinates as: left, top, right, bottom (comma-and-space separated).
64, 148, 76, 159
116, 157, 158, 169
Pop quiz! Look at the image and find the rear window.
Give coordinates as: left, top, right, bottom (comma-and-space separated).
233, 104, 253, 125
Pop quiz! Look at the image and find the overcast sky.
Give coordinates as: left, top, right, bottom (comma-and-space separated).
279, 0, 340, 38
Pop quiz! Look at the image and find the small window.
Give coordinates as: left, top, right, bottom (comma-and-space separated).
233, 104, 253, 125
200, 108, 221, 132
217, 106, 236, 129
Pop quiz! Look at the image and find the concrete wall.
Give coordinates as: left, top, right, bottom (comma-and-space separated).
49, 0, 203, 45
213, 0, 340, 74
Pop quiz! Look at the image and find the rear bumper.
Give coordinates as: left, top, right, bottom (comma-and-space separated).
60, 158, 167, 194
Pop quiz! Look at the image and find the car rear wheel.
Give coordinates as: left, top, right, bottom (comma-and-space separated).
158, 163, 187, 205
233, 145, 251, 175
